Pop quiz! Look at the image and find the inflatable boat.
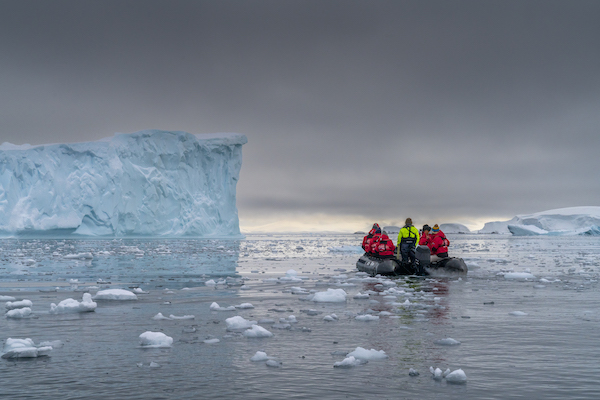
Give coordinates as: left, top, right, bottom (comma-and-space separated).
355, 246, 468, 277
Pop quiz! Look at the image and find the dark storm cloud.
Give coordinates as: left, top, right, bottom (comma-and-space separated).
1, 0, 599, 229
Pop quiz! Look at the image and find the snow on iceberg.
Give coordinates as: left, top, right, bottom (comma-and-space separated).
0, 130, 247, 238
480, 207, 600, 236
139, 331, 173, 348
93, 289, 138, 300
50, 293, 97, 313
1, 338, 53, 359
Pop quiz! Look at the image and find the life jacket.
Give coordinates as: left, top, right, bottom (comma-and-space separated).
377, 234, 395, 257
398, 225, 420, 246
430, 231, 450, 255
370, 233, 382, 255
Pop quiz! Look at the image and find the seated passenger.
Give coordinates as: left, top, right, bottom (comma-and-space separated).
362, 223, 380, 254
429, 224, 450, 261
419, 224, 432, 246
376, 232, 396, 259
369, 227, 383, 256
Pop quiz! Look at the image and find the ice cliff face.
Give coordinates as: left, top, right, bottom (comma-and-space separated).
0, 130, 247, 237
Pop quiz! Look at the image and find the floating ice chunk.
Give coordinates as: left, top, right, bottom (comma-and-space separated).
430, 366, 444, 380
434, 338, 461, 346
347, 347, 388, 360
409, 368, 419, 376
204, 280, 217, 286
225, 316, 257, 330
132, 288, 149, 294
169, 314, 195, 320
324, 314, 339, 322
509, 311, 528, 316
235, 303, 254, 309
93, 289, 137, 300
149, 361, 161, 368
250, 351, 269, 362
353, 292, 369, 299
243, 325, 274, 338
139, 331, 173, 348
152, 313, 171, 320
290, 287, 309, 294
1, 338, 53, 359
6, 299, 33, 310
309, 288, 347, 302
266, 359, 281, 367
445, 369, 468, 383
0, 295, 16, 301
50, 293, 97, 313
333, 356, 367, 368
64, 252, 93, 260
355, 314, 379, 322
203, 338, 220, 344
504, 272, 536, 280
6, 307, 32, 318
210, 302, 236, 311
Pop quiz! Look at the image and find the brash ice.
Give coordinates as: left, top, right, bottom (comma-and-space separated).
0, 130, 247, 237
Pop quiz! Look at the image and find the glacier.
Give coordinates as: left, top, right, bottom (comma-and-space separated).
0, 130, 247, 238
478, 206, 600, 236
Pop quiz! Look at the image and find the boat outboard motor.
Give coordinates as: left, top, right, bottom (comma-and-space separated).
415, 245, 431, 275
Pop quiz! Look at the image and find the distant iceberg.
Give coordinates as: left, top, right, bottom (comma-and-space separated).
0, 130, 247, 238
479, 207, 600, 236
439, 223, 470, 234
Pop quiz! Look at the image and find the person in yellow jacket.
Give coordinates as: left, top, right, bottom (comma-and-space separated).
397, 218, 420, 268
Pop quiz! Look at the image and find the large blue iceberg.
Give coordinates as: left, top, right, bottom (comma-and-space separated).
0, 130, 247, 238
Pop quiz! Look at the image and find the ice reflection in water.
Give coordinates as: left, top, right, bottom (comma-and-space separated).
0, 234, 600, 399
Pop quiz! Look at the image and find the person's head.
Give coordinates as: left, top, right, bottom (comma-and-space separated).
432, 224, 440, 233
372, 223, 380, 229
375, 227, 381, 234
422, 224, 431, 234
405, 218, 412, 226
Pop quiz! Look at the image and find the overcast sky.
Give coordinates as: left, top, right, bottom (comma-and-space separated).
1, 0, 599, 232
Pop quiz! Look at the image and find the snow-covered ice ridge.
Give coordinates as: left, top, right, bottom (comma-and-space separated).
0, 130, 247, 237
479, 206, 600, 236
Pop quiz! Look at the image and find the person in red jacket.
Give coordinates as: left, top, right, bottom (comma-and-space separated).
376, 232, 396, 259
362, 223, 380, 254
429, 224, 450, 260
369, 227, 383, 256
419, 224, 432, 246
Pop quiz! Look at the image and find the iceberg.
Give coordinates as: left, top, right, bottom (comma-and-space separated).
0, 130, 247, 237
479, 207, 600, 236
439, 223, 470, 234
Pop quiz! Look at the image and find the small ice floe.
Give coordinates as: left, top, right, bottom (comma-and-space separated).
169, 314, 195, 320
225, 316, 257, 331
50, 293, 97, 314
290, 286, 309, 295
235, 303, 255, 309
250, 351, 269, 362
445, 368, 468, 383
6, 308, 32, 319
347, 347, 388, 360
204, 279, 217, 286
333, 356, 367, 368
210, 302, 236, 311
139, 331, 173, 348
509, 311, 528, 316
503, 272, 536, 280
152, 313, 171, 320
93, 289, 137, 301
0, 295, 16, 301
132, 288, 149, 294
6, 299, 33, 310
266, 359, 282, 367
1, 338, 53, 359
434, 338, 461, 346
280, 315, 297, 324
409, 368, 419, 376
149, 361, 161, 368
355, 314, 379, 322
323, 314, 339, 322
430, 366, 444, 380
203, 338, 220, 344
353, 292, 369, 299
280, 269, 302, 282
239, 285, 251, 290
64, 252, 93, 260
243, 325, 274, 338
308, 288, 347, 303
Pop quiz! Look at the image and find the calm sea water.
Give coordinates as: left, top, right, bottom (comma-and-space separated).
1, 234, 600, 399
